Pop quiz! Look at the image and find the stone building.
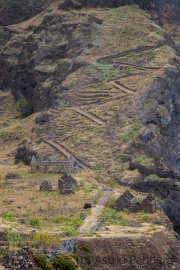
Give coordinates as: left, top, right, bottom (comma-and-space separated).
140, 194, 156, 213
58, 173, 78, 195
31, 155, 74, 173
40, 180, 52, 192
114, 190, 137, 212
114, 191, 156, 213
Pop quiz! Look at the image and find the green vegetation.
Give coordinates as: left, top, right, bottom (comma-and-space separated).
134, 155, 153, 166
16, 99, 33, 117
63, 227, 79, 237
91, 183, 98, 189
145, 174, 162, 181
29, 217, 40, 227
2, 211, 15, 222
137, 211, 149, 223
6, 228, 22, 246
52, 254, 77, 270
120, 127, 142, 143
35, 254, 53, 270
32, 232, 61, 249
101, 208, 128, 226
93, 198, 98, 204
95, 62, 123, 81
80, 243, 91, 252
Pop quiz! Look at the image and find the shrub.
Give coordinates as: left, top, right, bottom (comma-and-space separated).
16, 99, 33, 117
97, 189, 103, 198
93, 198, 98, 204
53, 216, 60, 224
63, 227, 79, 236
80, 243, 91, 252
79, 179, 85, 187
29, 217, 40, 227
32, 232, 61, 250
35, 254, 53, 270
91, 183, 98, 189
52, 254, 77, 270
2, 211, 15, 222
14, 159, 20, 164
6, 228, 22, 246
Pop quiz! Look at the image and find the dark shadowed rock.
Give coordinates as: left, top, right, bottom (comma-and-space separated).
35, 112, 51, 124
84, 203, 92, 209
40, 180, 52, 191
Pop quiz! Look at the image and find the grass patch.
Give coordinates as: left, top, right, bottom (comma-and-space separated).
134, 155, 153, 166
101, 207, 128, 226
2, 211, 15, 222
145, 174, 163, 181
29, 217, 40, 227
63, 227, 79, 237
120, 127, 142, 143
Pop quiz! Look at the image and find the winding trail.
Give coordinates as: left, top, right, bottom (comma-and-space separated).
72, 107, 106, 126
79, 188, 112, 234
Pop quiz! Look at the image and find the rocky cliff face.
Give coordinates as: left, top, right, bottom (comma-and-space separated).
74, 231, 180, 270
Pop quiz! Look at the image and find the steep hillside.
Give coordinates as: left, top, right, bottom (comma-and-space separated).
1, 1, 180, 269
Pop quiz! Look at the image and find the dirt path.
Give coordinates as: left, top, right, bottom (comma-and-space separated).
108, 81, 134, 94
43, 139, 72, 159
97, 44, 162, 62
79, 188, 112, 234
43, 139, 93, 171
115, 62, 161, 70
72, 107, 106, 126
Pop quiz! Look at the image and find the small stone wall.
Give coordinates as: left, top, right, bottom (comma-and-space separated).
3, 247, 35, 270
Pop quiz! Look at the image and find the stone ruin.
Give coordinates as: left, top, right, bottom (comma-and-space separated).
114, 190, 137, 212
140, 194, 156, 214
114, 191, 156, 213
40, 180, 52, 192
58, 173, 78, 195
31, 155, 75, 174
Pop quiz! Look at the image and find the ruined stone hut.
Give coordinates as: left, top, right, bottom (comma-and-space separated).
58, 173, 78, 195
114, 190, 137, 212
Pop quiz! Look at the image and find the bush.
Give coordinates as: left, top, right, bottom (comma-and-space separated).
29, 217, 40, 227
2, 211, 15, 222
16, 99, 33, 117
14, 159, 20, 164
32, 232, 61, 250
52, 254, 77, 270
7, 228, 22, 246
63, 227, 79, 237
35, 254, 53, 270
80, 243, 91, 252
